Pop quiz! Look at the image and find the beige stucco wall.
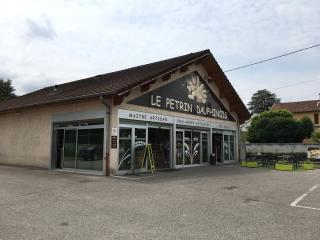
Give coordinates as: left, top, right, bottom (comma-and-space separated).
108, 63, 240, 173
0, 99, 105, 168
293, 112, 320, 130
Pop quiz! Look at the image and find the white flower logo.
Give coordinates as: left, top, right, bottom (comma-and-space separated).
187, 74, 207, 103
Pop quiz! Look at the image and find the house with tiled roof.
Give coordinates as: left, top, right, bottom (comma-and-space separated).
271, 100, 320, 131
0, 50, 250, 175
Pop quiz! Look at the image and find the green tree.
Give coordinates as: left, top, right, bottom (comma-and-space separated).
247, 110, 314, 143
248, 89, 280, 114
0, 78, 16, 102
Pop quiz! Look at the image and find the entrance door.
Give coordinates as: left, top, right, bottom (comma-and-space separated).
118, 126, 147, 173
63, 129, 77, 168
148, 128, 170, 169
212, 132, 223, 163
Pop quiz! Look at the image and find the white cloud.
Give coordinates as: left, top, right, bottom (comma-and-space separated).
25, 15, 56, 40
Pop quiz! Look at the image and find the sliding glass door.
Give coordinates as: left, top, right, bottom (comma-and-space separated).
76, 129, 104, 171
63, 129, 77, 168
118, 126, 147, 173
54, 124, 104, 172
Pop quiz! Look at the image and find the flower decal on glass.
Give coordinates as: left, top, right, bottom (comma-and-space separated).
187, 74, 208, 103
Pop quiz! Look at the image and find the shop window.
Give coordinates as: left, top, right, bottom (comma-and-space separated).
134, 128, 146, 170
201, 133, 208, 163
176, 130, 207, 166
192, 132, 200, 164
176, 131, 184, 165
314, 113, 319, 124
223, 134, 235, 161
76, 129, 103, 171
184, 131, 192, 165
54, 126, 104, 172
63, 129, 77, 168
119, 128, 132, 170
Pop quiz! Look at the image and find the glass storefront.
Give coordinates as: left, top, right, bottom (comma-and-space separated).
175, 129, 209, 167
53, 120, 104, 172
117, 114, 237, 173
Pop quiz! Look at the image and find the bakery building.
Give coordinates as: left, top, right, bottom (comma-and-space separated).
0, 50, 250, 175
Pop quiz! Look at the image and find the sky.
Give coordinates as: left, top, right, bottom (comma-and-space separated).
0, 0, 320, 105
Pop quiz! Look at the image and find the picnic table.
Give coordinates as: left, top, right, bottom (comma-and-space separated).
247, 153, 270, 167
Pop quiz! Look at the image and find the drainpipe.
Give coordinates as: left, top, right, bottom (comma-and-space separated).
100, 96, 111, 176
237, 121, 241, 162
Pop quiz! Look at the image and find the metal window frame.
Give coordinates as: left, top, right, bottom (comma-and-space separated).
52, 124, 105, 173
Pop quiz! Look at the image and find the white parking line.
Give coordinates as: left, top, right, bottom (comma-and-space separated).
293, 205, 320, 211
290, 184, 320, 211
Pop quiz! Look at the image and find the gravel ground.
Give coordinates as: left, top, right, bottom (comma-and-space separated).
0, 164, 319, 240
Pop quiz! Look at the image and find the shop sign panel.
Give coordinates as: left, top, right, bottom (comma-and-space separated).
128, 71, 234, 121
118, 109, 174, 124
111, 136, 117, 148
119, 109, 237, 130
175, 117, 211, 128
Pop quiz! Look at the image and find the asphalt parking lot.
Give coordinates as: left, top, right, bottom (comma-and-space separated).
0, 164, 319, 240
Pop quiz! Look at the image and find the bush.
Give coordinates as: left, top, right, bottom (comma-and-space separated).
297, 117, 314, 140
311, 131, 320, 143
247, 110, 314, 143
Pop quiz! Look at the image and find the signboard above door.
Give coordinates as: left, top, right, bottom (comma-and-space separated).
128, 71, 234, 121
